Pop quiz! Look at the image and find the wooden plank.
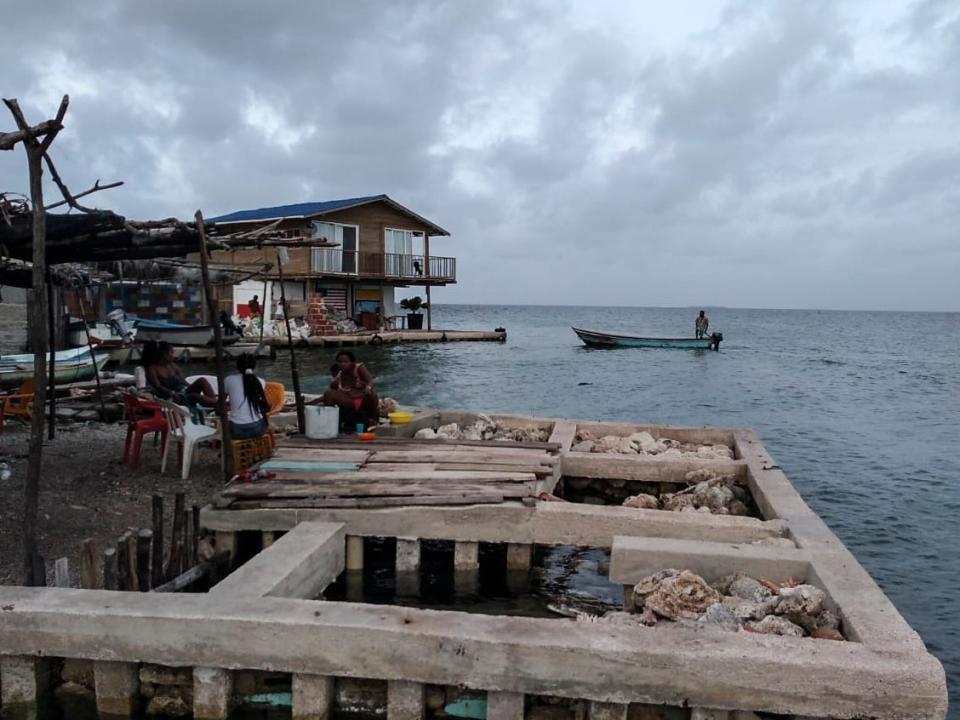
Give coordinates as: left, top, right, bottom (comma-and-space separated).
281, 437, 561, 452
229, 494, 506, 509
136, 529, 153, 592
54, 557, 70, 588
367, 451, 557, 465
267, 449, 371, 463
102, 547, 117, 591
224, 480, 537, 500
223, 471, 538, 491
116, 531, 132, 591
261, 460, 362, 472
151, 495, 164, 589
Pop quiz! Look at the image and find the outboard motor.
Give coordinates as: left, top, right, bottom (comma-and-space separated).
106, 308, 136, 345
710, 332, 723, 351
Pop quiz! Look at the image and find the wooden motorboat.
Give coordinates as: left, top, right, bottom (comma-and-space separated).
0, 347, 110, 386
572, 327, 723, 350
134, 319, 240, 347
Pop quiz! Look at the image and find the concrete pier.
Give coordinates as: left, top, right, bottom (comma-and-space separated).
388, 680, 425, 720
0, 656, 48, 710
0, 412, 948, 720
292, 674, 335, 720
193, 667, 233, 720
487, 691, 525, 720
94, 661, 140, 717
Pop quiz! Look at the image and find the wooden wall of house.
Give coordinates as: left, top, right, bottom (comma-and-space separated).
320, 202, 435, 255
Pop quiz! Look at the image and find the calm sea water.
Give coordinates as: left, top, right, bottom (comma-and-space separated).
248, 304, 959, 712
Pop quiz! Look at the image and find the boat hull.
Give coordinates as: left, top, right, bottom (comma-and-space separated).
0, 351, 110, 386
135, 324, 240, 347
572, 327, 721, 350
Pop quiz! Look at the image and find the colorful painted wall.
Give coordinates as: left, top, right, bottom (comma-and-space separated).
105, 282, 204, 324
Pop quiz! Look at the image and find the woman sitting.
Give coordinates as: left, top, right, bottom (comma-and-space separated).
223, 354, 270, 439
319, 350, 378, 430
144, 341, 217, 407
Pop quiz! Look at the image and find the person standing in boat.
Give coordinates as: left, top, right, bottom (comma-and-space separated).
695, 310, 709, 339
314, 350, 379, 431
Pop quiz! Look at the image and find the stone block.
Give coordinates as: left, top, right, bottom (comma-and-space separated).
691, 710, 730, 720
193, 667, 233, 720
139, 664, 193, 687
506, 543, 533, 570
346, 535, 364, 571
94, 660, 140, 717
292, 673, 334, 720
454, 541, 480, 570
388, 680, 425, 720
61, 658, 95, 688
1, 656, 50, 707
396, 538, 421, 572
589, 701, 628, 720
487, 691, 524, 720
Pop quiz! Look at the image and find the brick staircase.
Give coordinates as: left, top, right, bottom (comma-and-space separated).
306, 293, 337, 336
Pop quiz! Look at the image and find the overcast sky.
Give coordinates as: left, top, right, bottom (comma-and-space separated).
2, 0, 959, 311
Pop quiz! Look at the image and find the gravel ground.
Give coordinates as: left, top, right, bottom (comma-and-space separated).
0, 421, 224, 586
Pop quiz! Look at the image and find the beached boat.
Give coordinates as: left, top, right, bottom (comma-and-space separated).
134, 319, 239, 347
572, 327, 723, 350
0, 346, 110, 386
67, 319, 129, 348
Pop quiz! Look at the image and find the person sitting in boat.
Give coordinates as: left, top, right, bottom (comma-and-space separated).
223, 354, 270, 439
315, 350, 378, 431
695, 310, 709, 339
144, 341, 217, 407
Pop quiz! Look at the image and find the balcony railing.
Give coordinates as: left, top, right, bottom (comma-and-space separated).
310, 250, 456, 282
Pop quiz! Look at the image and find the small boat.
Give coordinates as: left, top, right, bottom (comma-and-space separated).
67, 319, 129, 348
134, 318, 239, 347
572, 327, 723, 350
0, 347, 110, 386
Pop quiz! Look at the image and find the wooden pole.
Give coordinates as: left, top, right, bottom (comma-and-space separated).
257, 274, 269, 348
76, 287, 107, 416
276, 251, 305, 433
195, 210, 233, 480
136, 529, 152, 592
424, 235, 432, 332
79, 538, 97, 589
166, 492, 186, 580
151, 495, 164, 588
46, 273, 56, 439
3, 96, 64, 586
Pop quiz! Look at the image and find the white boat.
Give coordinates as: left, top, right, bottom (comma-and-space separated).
0, 347, 110, 386
134, 319, 240, 347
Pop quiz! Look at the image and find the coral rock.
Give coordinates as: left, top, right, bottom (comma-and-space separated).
435, 423, 461, 439
644, 570, 721, 620
414, 428, 438, 440
728, 574, 774, 603
594, 435, 636, 454
571, 440, 594, 453
633, 568, 680, 599
698, 602, 741, 632
379, 397, 399, 417
721, 596, 778, 621
628, 431, 660, 454
775, 584, 826, 617
816, 609, 841, 631
811, 627, 845, 641
745, 615, 805, 637
623, 493, 659, 509
662, 494, 695, 512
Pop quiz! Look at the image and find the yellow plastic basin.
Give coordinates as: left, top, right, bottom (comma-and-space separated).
388, 411, 414, 425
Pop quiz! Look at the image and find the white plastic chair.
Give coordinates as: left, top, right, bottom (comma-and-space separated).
158, 400, 223, 480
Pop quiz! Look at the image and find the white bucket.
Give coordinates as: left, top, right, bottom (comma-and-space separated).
305, 405, 339, 439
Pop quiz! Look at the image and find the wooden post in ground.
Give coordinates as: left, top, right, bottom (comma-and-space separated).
80, 538, 98, 589
136, 529, 152, 591
151, 495, 164, 588
102, 547, 117, 590
46, 273, 56, 439
76, 287, 107, 416
195, 210, 234, 479
166, 492, 186, 580
424, 234, 432, 332
3, 96, 68, 585
276, 249, 305, 433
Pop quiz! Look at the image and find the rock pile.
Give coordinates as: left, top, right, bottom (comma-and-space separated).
414, 414, 551, 443
572, 430, 733, 460
623, 569, 843, 639
621, 468, 750, 515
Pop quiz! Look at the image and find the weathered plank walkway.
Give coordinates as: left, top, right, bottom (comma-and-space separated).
217, 436, 560, 509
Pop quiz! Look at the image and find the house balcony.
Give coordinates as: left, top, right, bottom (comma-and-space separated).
310, 250, 456, 283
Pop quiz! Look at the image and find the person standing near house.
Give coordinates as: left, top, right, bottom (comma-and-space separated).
695, 310, 709, 339
248, 294, 260, 318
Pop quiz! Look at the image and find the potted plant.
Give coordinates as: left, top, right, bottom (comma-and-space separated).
400, 296, 428, 330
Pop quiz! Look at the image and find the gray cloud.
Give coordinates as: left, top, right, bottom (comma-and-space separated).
1, 0, 958, 310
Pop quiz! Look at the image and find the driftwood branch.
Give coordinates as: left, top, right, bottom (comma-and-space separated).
44, 179, 124, 211
38, 96, 69, 153
0, 118, 63, 150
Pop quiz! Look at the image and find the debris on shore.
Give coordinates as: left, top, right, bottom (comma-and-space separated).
572, 430, 733, 460
413, 414, 551, 443
621, 468, 750, 516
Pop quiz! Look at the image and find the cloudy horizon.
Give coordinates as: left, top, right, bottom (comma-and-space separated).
2, 0, 959, 312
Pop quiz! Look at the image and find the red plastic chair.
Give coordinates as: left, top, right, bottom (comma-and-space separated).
122, 391, 168, 470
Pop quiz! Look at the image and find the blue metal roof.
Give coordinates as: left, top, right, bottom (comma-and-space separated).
209, 195, 388, 224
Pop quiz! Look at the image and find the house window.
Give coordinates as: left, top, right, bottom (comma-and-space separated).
311, 221, 358, 273
384, 228, 418, 276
